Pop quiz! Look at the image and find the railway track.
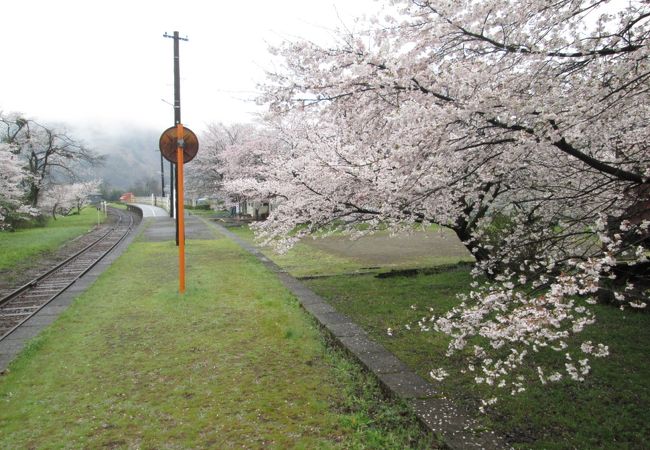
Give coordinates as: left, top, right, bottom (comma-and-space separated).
0, 207, 138, 341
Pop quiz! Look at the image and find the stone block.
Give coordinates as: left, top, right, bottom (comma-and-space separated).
302, 301, 336, 316
377, 371, 438, 399
409, 398, 507, 450
338, 334, 387, 355
355, 350, 411, 374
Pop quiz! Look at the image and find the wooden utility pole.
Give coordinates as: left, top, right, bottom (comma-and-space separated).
160, 151, 165, 198
169, 159, 174, 218
164, 30, 188, 293
164, 31, 187, 245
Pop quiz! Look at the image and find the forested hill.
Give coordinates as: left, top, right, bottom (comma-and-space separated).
74, 123, 161, 189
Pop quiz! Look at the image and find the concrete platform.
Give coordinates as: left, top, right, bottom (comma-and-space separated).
141, 214, 216, 242
129, 203, 168, 218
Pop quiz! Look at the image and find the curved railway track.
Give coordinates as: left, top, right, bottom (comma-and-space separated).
0, 207, 138, 341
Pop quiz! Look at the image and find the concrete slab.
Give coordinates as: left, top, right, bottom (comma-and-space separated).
140, 214, 218, 242
2, 326, 41, 342
61, 285, 90, 295
130, 203, 168, 218
338, 334, 388, 355
292, 290, 324, 306
409, 398, 506, 449
82, 268, 105, 279
184, 217, 218, 240
325, 321, 368, 338
0, 341, 27, 353
47, 295, 76, 308
276, 280, 323, 305
37, 305, 71, 315
0, 356, 15, 372
317, 311, 357, 326
355, 351, 411, 374
301, 301, 337, 316
21, 315, 58, 327
377, 371, 438, 399
141, 217, 176, 242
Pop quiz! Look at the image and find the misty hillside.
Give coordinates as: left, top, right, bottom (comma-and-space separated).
74, 123, 163, 189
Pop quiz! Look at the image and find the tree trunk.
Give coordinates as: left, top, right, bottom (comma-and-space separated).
28, 184, 40, 207
451, 222, 490, 263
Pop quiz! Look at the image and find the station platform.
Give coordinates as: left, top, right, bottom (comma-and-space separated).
140, 213, 216, 241
129, 203, 168, 218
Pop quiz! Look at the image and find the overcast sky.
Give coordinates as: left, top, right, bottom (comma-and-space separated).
1, 0, 382, 134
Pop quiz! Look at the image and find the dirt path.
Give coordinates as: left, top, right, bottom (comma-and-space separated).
305, 228, 472, 265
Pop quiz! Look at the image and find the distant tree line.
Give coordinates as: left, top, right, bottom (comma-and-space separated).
0, 111, 103, 228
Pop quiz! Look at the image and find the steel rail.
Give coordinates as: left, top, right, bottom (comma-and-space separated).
0, 213, 123, 308
0, 208, 135, 341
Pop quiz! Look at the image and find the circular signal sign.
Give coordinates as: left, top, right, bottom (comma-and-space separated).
159, 126, 199, 163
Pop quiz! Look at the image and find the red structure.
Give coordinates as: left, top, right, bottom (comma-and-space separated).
119, 192, 135, 203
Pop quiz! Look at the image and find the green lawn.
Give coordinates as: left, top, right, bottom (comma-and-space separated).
222, 225, 650, 449
0, 207, 104, 271
225, 225, 367, 277
306, 271, 650, 448
225, 224, 472, 278
0, 234, 433, 448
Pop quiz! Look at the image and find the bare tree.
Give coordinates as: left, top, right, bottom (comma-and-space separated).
0, 112, 104, 206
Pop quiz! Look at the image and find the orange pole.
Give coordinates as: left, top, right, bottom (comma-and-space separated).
177, 123, 186, 294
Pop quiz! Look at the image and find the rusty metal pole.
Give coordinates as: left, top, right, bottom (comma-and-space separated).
176, 123, 186, 293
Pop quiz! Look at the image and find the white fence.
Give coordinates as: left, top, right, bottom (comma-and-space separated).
133, 195, 171, 211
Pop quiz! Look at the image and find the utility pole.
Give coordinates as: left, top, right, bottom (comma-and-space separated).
164, 31, 188, 246
160, 151, 165, 198
170, 160, 174, 218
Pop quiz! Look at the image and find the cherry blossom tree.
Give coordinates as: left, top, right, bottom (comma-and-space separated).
70, 180, 101, 214
0, 112, 103, 206
0, 143, 37, 229
230, 0, 650, 401
185, 122, 249, 200
187, 122, 285, 209
38, 180, 101, 220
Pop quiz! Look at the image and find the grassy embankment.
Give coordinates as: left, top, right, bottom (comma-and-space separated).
225, 223, 650, 449
0, 228, 434, 448
0, 207, 105, 272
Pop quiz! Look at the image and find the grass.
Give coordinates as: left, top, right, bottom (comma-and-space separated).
301, 265, 650, 448
225, 224, 472, 278
0, 207, 104, 271
226, 225, 366, 277
0, 233, 434, 448
191, 222, 650, 447
186, 208, 229, 218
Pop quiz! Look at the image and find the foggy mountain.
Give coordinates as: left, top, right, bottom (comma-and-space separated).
72, 122, 164, 190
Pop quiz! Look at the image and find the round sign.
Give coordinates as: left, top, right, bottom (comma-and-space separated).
159, 126, 199, 163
